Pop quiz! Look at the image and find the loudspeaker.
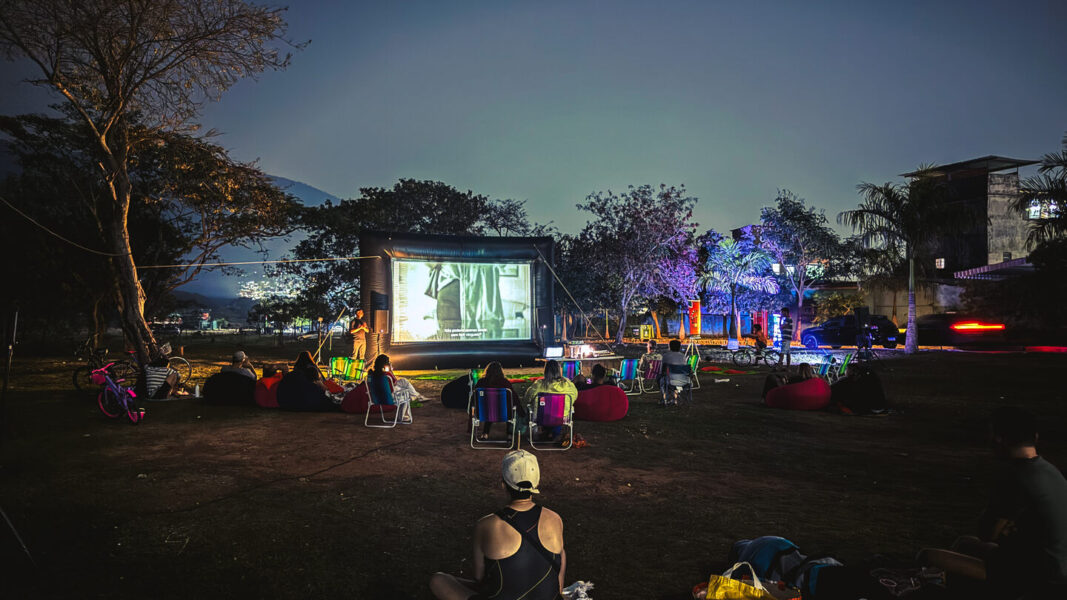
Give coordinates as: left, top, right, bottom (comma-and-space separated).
374, 310, 390, 333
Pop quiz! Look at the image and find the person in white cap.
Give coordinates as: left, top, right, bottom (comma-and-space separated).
430, 450, 566, 600
220, 350, 256, 380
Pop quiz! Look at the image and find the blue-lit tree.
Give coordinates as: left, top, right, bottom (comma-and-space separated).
699, 234, 779, 340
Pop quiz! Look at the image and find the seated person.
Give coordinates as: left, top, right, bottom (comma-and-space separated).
523, 360, 578, 442
918, 407, 1067, 597
637, 340, 661, 374
276, 352, 336, 411
144, 357, 182, 399
294, 351, 326, 389
761, 362, 814, 400
830, 364, 888, 414
574, 363, 608, 391
430, 450, 565, 600
658, 339, 689, 406
367, 354, 425, 405
743, 324, 770, 362
220, 351, 256, 380
475, 361, 520, 440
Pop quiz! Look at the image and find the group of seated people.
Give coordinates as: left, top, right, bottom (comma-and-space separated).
430, 408, 1067, 600
638, 339, 693, 406
760, 360, 888, 414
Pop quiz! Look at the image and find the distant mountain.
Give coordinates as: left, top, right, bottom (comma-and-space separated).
270, 176, 341, 206
172, 291, 258, 323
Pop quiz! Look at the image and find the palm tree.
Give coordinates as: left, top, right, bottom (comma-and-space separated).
1012, 132, 1067, 246
838, 167, 962, 354
699, 238, 778, 340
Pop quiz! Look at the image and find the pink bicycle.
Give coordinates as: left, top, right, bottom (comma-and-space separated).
91, 362, 144, 424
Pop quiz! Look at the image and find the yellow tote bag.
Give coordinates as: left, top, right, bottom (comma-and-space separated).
705, 562, 777, 600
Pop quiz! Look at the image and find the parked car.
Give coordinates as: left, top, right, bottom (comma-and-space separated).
150, 323, 182, 337
898, 313, 1007, 347
800, 314, 900, 349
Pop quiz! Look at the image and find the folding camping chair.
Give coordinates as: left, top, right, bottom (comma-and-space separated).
364, 377, 413, 428
560, 360, 581, 381
616, 358, 641, 395
686, 354, 701, 389
664, 362, 694, 406
816, 354, 835, 380
470, 388, 517, 449
828, 353, 853, 384
330, 357, 366, 382
528, 392, 573, 451
639, 359, 663, 394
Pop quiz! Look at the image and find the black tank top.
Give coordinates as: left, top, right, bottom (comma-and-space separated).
479, 505, 562, 600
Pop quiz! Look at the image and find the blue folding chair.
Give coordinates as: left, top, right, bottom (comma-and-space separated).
470, 388, 516, 450
364, 377, 413, 428
617, 358, 641, 395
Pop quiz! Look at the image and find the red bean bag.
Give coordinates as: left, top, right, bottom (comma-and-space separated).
254, 373, 283, 408
340, 382, 397, 415
765, 377, 831, 411
573, 385, 629, 422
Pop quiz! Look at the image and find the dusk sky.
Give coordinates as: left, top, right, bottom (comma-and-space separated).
3, 0, 1066, 237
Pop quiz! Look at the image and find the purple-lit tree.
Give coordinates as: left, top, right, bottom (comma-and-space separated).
759, 190, 841, 339
576, 184, 698, 344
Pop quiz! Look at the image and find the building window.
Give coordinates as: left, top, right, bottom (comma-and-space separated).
935, 258, 945, 269
1029, 198, 1061, 220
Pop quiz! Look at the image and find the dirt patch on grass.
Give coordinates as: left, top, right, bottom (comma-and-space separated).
1, 346, 1065, 599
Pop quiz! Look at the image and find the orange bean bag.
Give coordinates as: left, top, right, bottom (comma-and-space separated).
573, 385, 629, 422
254, 373, 283, 408
765, 377, 831, 411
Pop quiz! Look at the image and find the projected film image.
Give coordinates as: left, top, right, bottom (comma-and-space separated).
391, 260, 532, 343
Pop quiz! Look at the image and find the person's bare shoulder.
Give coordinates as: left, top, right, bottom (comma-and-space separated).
539, 506, 564, 529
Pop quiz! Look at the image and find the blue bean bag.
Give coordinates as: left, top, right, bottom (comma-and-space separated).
574, 385, 629, 421
202, 371, 256, 406
276, 371, 337, 412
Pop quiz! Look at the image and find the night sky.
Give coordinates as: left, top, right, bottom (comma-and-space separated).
2, 0, 1066, 255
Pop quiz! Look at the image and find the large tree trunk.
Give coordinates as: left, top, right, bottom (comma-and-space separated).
107, 178, 158, 365
795, 293, 804, 340
650, 310, 661, 338
904, 256, 918, 354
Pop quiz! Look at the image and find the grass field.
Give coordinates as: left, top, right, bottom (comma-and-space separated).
1, 339, 1064, 599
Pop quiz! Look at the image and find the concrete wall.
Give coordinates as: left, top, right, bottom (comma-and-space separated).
865, 282, 965, 323
986, 172, 1030, 265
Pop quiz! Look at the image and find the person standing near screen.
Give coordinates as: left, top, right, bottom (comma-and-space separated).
348, 309, 368, 361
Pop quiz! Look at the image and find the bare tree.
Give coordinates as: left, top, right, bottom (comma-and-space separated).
0, 0, 302, 362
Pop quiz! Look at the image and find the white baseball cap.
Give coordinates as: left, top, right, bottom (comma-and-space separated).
502, 450, 540, 494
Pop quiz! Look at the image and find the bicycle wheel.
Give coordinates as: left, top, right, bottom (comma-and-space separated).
762, 350, 782, 366
124, 392, 143, 425
168, 356, 193, 386
731, 349, 752, 367
110, 361, 139, 388
98, 388, 122, 419
73, 366, 92, 392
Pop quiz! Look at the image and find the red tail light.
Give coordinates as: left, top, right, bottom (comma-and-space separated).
951, 321, 1005, 332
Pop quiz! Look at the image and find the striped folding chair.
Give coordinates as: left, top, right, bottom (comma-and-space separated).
330, 357, 366, 382
529, 392, 572, 451
686, 354, 701, 389
470, 388, 516, 449
639, 359, 663, 394
616, 359, 641, 395
560, 360, 581, 381
816, 355, 835, 380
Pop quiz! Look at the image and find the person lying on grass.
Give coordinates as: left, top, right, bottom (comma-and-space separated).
761, 362, 814, 400
430, 450, 565, 600
918, 407, 1067, 597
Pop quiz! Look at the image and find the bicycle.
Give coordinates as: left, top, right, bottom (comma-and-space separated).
91, 362, 144, 424
731, 345, 781, 368
72, 339, 137, 393
125, 342, 193, 388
